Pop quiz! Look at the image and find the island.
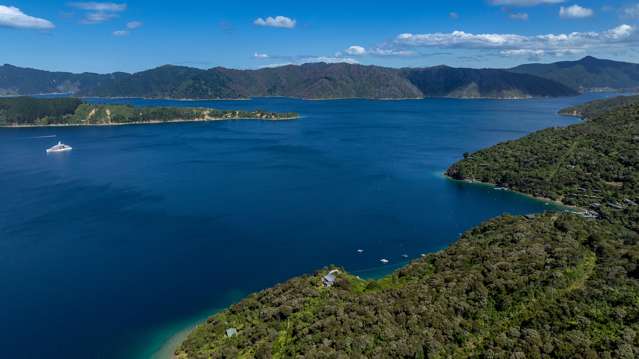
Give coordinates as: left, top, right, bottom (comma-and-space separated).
0, 97, 298, 127
175, 95, 639, 358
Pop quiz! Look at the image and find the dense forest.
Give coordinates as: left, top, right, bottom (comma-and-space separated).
177, 95, 639, 358
0, 62, 578, 100
0, 97, 297, 126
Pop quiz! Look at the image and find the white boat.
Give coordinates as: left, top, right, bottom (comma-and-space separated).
46, 141, 72, 153
357, 249, 364, 253
380, 258, 389, 264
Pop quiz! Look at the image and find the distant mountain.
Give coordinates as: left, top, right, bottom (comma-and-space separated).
511, 56, 639, 92
0, 62, 578, 100
402, 66, 577, 98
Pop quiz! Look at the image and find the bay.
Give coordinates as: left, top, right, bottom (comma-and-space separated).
0, 94, 610, 358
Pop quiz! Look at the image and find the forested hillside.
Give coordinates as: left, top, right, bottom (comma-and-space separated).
447, 96, 639, 231
1, 62, 578, 100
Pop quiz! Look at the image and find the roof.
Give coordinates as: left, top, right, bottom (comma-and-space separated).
226, 328, 237, 337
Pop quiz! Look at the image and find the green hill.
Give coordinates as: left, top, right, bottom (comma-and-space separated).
511, 56, 639, 92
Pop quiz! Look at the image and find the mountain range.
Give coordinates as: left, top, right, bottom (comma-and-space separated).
1, 56, 637, 100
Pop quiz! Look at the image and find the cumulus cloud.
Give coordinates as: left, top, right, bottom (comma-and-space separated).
254, 52, 269, 59
254, 16, 296, 29
559, 4, 594, 18
489, 0, 563, 6
393, 24, 636, 59
509, 12, 529, 20
345, 45, 366, 55
0, 5, 54, 29
68, 2, 127, 24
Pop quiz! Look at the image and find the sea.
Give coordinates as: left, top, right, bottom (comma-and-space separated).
0, 93, 614, 358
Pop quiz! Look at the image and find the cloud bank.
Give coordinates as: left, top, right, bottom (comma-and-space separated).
393, 24, 635, 57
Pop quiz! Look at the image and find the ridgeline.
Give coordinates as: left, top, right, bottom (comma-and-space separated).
0, 97, 297, 127
0, 62, 579, 100
176, 96, 639, 358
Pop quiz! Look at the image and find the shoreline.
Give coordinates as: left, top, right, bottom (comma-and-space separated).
443, 174, 585, 213
0, 116, 300, 129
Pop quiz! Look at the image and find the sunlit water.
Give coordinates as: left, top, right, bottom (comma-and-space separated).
0, 94, 613, 358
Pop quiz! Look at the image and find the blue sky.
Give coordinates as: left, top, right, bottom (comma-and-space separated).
2, 0, 639, 73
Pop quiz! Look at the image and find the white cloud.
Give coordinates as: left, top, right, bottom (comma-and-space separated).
345, 45, 366, 55
622, 4, 639, 18
369, 48, 416, 56
0, 5, 54, 29
449, 12, 459, 19
559, 4, 593, 19
68, 2, 127, 24
126, 20, 142, 29
393, 24, 636, 59
490, 0, 563, 6
254, 16, 296, 29
112, 29, 128, 36
509, 12, 529, 20
68, 2, 127, 11
300, 56, 358, 64
254, 52, 269, 59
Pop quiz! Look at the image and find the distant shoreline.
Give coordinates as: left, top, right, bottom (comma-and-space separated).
0, 116, 300, 129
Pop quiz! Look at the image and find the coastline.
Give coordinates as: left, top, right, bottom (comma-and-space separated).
0, 116, 300, 129
442, 174, 584, 213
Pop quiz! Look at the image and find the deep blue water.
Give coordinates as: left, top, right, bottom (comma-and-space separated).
0, 94, 612, 358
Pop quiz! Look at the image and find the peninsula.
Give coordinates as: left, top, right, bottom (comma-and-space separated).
176, 95, 639, 358
0, 97, 298, 127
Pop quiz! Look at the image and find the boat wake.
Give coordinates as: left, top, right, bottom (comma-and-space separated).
24, 135, 57, 139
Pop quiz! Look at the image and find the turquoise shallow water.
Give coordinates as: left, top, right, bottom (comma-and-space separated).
0, 94, 612, 358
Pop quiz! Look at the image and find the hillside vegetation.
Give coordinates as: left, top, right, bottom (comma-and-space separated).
177, 97, 639, 358
0, 62, 578, 100
0, 97, 297, 126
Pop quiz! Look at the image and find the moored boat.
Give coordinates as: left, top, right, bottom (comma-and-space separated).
46, 141, 72, 153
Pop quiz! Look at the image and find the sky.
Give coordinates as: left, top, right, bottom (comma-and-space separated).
2, 0, 639, 73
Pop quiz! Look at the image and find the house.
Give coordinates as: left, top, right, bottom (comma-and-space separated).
226, 328, 237, 338
322, 269, 339, 287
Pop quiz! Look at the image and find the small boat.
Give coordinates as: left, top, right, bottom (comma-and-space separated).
380, 259, 389, 264
401, 254, 409, 259
357, 249, 364, 253
46, 141, 72, 153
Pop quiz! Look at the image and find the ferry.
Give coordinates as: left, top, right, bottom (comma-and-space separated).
46, 141, 72, 153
